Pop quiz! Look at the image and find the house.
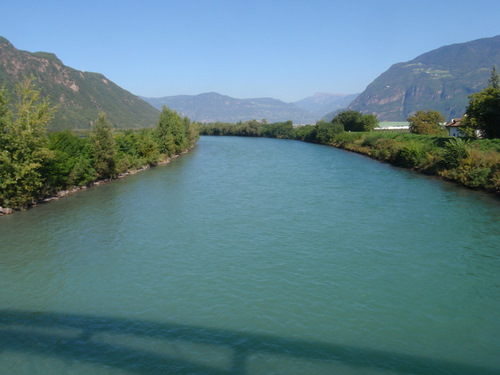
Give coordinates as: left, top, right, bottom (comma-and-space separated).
445, 118, 463, 137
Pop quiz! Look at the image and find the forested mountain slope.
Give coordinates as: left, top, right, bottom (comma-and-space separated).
0, 36, 159, 130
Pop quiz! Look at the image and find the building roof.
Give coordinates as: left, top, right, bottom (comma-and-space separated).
445, 118, 463, 127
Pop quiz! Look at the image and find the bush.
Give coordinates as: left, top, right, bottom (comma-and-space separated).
370, 138, 401, 161
443, 138, 470, 168
396, 143, 426, 168
466, 168, 491, 188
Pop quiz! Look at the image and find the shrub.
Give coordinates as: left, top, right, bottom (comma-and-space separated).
443, 138, 470, 168
371, 138, 402, 161
466, 168, 491, 188
396, 143, 426, 168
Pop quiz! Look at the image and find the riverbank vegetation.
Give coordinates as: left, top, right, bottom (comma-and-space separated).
0, 78, 199, 210
199, 118, 500, 194
200, 69, 500, 194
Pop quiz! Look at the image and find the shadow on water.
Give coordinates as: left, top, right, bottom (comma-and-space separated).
0, 310, 498, 375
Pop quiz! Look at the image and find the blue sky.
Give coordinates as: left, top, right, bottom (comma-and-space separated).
2, 0, 500, 102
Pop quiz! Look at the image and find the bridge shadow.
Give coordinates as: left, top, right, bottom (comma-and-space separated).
0, 310, 498, 375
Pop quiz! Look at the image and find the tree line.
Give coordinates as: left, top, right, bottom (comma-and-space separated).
198, 71, 500, 193
406, 66, 500, 138
199, 110, 379, 143
0, 78, 199, 209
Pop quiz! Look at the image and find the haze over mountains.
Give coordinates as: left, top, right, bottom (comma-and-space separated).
1, 34, 499, 129
140, 92, 356, 124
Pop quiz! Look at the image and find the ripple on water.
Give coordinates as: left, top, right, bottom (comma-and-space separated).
0, 136, 499, 374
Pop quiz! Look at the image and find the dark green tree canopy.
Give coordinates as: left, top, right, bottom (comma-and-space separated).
463, 66, 500, 139
0, 77, 56, 208
331, 110, 378, 132
90, 113, 116, 180
488, 65, 499, 90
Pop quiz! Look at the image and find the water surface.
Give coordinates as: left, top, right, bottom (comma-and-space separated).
1, 136, 499, 374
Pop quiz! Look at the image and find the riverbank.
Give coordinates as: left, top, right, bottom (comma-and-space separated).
326, 132, 500, 195
198, 121, 500, 195
0, 148, 193, 216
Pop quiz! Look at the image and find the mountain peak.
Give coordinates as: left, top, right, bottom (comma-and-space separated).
0, 36, 159, 130
0, 36, 13, 47
349, 35, 500, 121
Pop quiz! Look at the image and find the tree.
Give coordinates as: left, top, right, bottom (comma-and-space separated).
407, 110, 445, 135
332, 110, 378, 132
46, 130, 95, 188
315, 120, 344, 144
155, 106, 187, 156
462, 66, 500, 139
361, 114, 379, 132
489, 65, 499, 89
0, 77, 56, 208
90, 112, 116, 180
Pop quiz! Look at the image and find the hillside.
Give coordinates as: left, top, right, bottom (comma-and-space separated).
0, 36, 159, 130
293, 92, 358, 116
349, 35, 500, 121
141, 92, 318, 124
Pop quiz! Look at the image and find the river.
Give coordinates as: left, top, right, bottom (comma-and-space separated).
1, 136, 499, 374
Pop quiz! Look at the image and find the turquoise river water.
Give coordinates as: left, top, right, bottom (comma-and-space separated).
0, 136, 499, 374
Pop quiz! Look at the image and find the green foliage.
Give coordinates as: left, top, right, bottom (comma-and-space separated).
443, 138, 470, 168
293, 124, 317, 142
199, 119, 499, 193
489, 65, 499, 89
407, 110, 445, 135
90, 113, 117, 180
0, 37, 159, 131
314, 120, 344, 144
462, 67, 500, 139
0, 77, 56, 208
0, 80, 198, 210
261, 120, 294, 139
155, 106, 193, 156
332, 110, 379, 132
45, 130, 95, 189
361, 114, 379, 132
396, 142, 426, 168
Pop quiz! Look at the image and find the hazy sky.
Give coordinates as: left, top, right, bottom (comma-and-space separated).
2, 0, 500, 102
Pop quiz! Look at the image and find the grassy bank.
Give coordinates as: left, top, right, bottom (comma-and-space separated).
199, 121, 500, 194
325, 132, 500, 194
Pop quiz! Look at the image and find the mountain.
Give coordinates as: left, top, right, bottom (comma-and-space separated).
349, 35, 500, 121
141, 92, 318, 124
293, 93, 358, 117
0, 36, 159, 130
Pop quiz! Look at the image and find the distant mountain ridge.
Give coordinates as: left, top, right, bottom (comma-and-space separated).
294, 93, 358, 116
0, 36, 159, 130
349, 35, 500, 121
141, 92, 323, 124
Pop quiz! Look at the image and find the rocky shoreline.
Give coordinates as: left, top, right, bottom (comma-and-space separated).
0, 150, 190, 216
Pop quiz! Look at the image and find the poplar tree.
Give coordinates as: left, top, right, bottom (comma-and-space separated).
488, 65, 499, 89
155, 106, 186, 156
0, 78, 55, 208
90, 112, 116, 179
